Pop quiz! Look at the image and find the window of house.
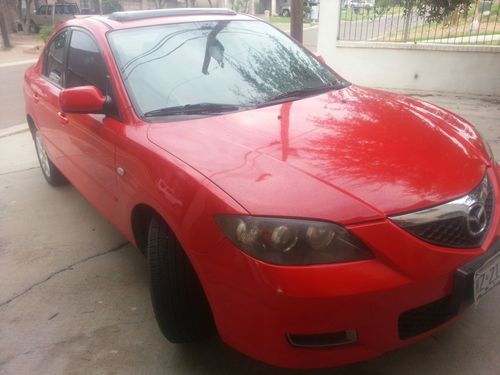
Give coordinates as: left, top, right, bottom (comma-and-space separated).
66, 30, 108, 95
43, 29, 69, 86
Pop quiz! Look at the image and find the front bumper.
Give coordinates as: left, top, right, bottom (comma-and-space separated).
189, 167, 500, 369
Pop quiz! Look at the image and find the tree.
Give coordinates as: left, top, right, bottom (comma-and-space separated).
404, 0, 473, 23
0, 0, 12, 48
23, 0, 34, 34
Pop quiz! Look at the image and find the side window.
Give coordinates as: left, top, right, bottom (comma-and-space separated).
66, 30, 108, 95
37, 6, 46, 15
43, 29, 69, 86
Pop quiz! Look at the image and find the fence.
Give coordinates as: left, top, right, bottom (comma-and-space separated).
338, 0, 500, 45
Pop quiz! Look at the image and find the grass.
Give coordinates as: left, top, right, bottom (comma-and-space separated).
270, 15, 290, 24
379, 6, 499, 44
341, 7, 403, 21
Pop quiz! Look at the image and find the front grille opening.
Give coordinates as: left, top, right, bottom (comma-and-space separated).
287, 330, 357, 348
395, 175, 495, 248
398, 296, 457, 340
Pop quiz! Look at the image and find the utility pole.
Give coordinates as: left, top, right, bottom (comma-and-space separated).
0, 0, 12, 49
290, 0, 303, 43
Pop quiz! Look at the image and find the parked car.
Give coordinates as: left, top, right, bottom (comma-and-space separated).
29, 2, 80, 33
24, 8, 500, 369
343, 0, 374, 9
280, 1, 319, 17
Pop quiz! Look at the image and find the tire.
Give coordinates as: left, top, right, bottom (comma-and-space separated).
147, 214, 215, 343
29, 21, 39, 34
281, 9, 290, 17
34, 128, 68, 186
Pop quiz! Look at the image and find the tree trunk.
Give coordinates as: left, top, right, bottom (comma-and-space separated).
290, 0, 303, 43
23, 0, 33, 34
0, 0, 12, 48
402, 0, 414, 42
17, 0, 22, 20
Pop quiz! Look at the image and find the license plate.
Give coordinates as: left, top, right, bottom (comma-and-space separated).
474, 250, 500, 302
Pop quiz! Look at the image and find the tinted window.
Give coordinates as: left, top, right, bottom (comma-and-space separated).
44, 30, 69, 86
66, 30, 108, 94
108, 20, 346, 117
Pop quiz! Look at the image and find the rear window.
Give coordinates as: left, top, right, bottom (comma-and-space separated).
108, 20, 346, 117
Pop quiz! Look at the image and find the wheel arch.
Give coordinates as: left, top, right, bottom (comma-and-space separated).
26, 115, 37, 139
130, 203, 163, 255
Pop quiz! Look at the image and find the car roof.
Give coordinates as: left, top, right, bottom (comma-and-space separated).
67, 8, 256, 33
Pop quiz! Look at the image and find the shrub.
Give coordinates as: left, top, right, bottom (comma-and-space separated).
39, 25, 56, 43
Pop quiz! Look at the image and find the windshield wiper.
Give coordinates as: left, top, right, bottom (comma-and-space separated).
259, 85, 338, 107
144, 103, 245, 117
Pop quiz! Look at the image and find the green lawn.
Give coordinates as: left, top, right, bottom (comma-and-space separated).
270, 15, 290, 24
341, 7, 403, 21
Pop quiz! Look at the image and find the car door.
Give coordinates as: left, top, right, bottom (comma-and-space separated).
60, 28, 121, 225
31, 28, 71, 174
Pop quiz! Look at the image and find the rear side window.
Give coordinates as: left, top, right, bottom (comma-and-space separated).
66, 30, 108, 95
44, 29, 69, 86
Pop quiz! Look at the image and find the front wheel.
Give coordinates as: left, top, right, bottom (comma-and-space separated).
147, 214, 215, 343
34, 129, 67, 186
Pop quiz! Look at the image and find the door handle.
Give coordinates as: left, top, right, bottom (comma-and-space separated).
57, 111, 68, 124
33, 92, 40, 103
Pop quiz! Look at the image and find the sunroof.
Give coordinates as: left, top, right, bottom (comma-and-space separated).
108, 8, 237, 22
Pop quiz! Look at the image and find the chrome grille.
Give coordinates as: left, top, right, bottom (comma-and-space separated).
391, 175, 495, 248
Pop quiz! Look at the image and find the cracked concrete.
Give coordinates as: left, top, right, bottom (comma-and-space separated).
0, 93, 499, 375
0, 242, 128, 309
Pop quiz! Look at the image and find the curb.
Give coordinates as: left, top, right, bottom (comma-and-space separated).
0, 123, 30, 139
0, 59, 38, 69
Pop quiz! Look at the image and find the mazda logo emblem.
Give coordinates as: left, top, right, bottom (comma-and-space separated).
467, 203, 487, 237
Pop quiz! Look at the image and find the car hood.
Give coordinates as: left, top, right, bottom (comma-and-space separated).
147, 85, 487, 222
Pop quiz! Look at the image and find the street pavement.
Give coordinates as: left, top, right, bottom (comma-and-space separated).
0, 42, 39, 130
0, 62, 36, 130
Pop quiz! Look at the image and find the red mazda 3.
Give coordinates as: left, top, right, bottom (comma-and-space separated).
24, 8, 499, 369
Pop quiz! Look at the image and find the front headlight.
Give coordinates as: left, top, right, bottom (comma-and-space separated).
214, 215, 373, 266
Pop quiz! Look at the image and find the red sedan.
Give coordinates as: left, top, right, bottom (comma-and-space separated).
24, 8, 499, 369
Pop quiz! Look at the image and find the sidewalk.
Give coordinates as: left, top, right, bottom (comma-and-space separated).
0, 33, 42, 65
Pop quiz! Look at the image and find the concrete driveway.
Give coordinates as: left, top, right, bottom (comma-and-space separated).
1, 93, 499, 375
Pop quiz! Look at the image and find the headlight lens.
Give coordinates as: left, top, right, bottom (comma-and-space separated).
215, 215, 373, 265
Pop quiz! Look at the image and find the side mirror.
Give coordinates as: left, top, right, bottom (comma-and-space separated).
59, 86, 106, 114
316, 55, 326, 64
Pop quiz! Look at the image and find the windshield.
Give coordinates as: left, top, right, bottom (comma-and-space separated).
108, 20, 347, 118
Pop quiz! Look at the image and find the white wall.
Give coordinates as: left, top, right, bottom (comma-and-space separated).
327, 42, 500, 97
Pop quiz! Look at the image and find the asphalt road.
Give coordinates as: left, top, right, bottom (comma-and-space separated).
0, 62, 32, 130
